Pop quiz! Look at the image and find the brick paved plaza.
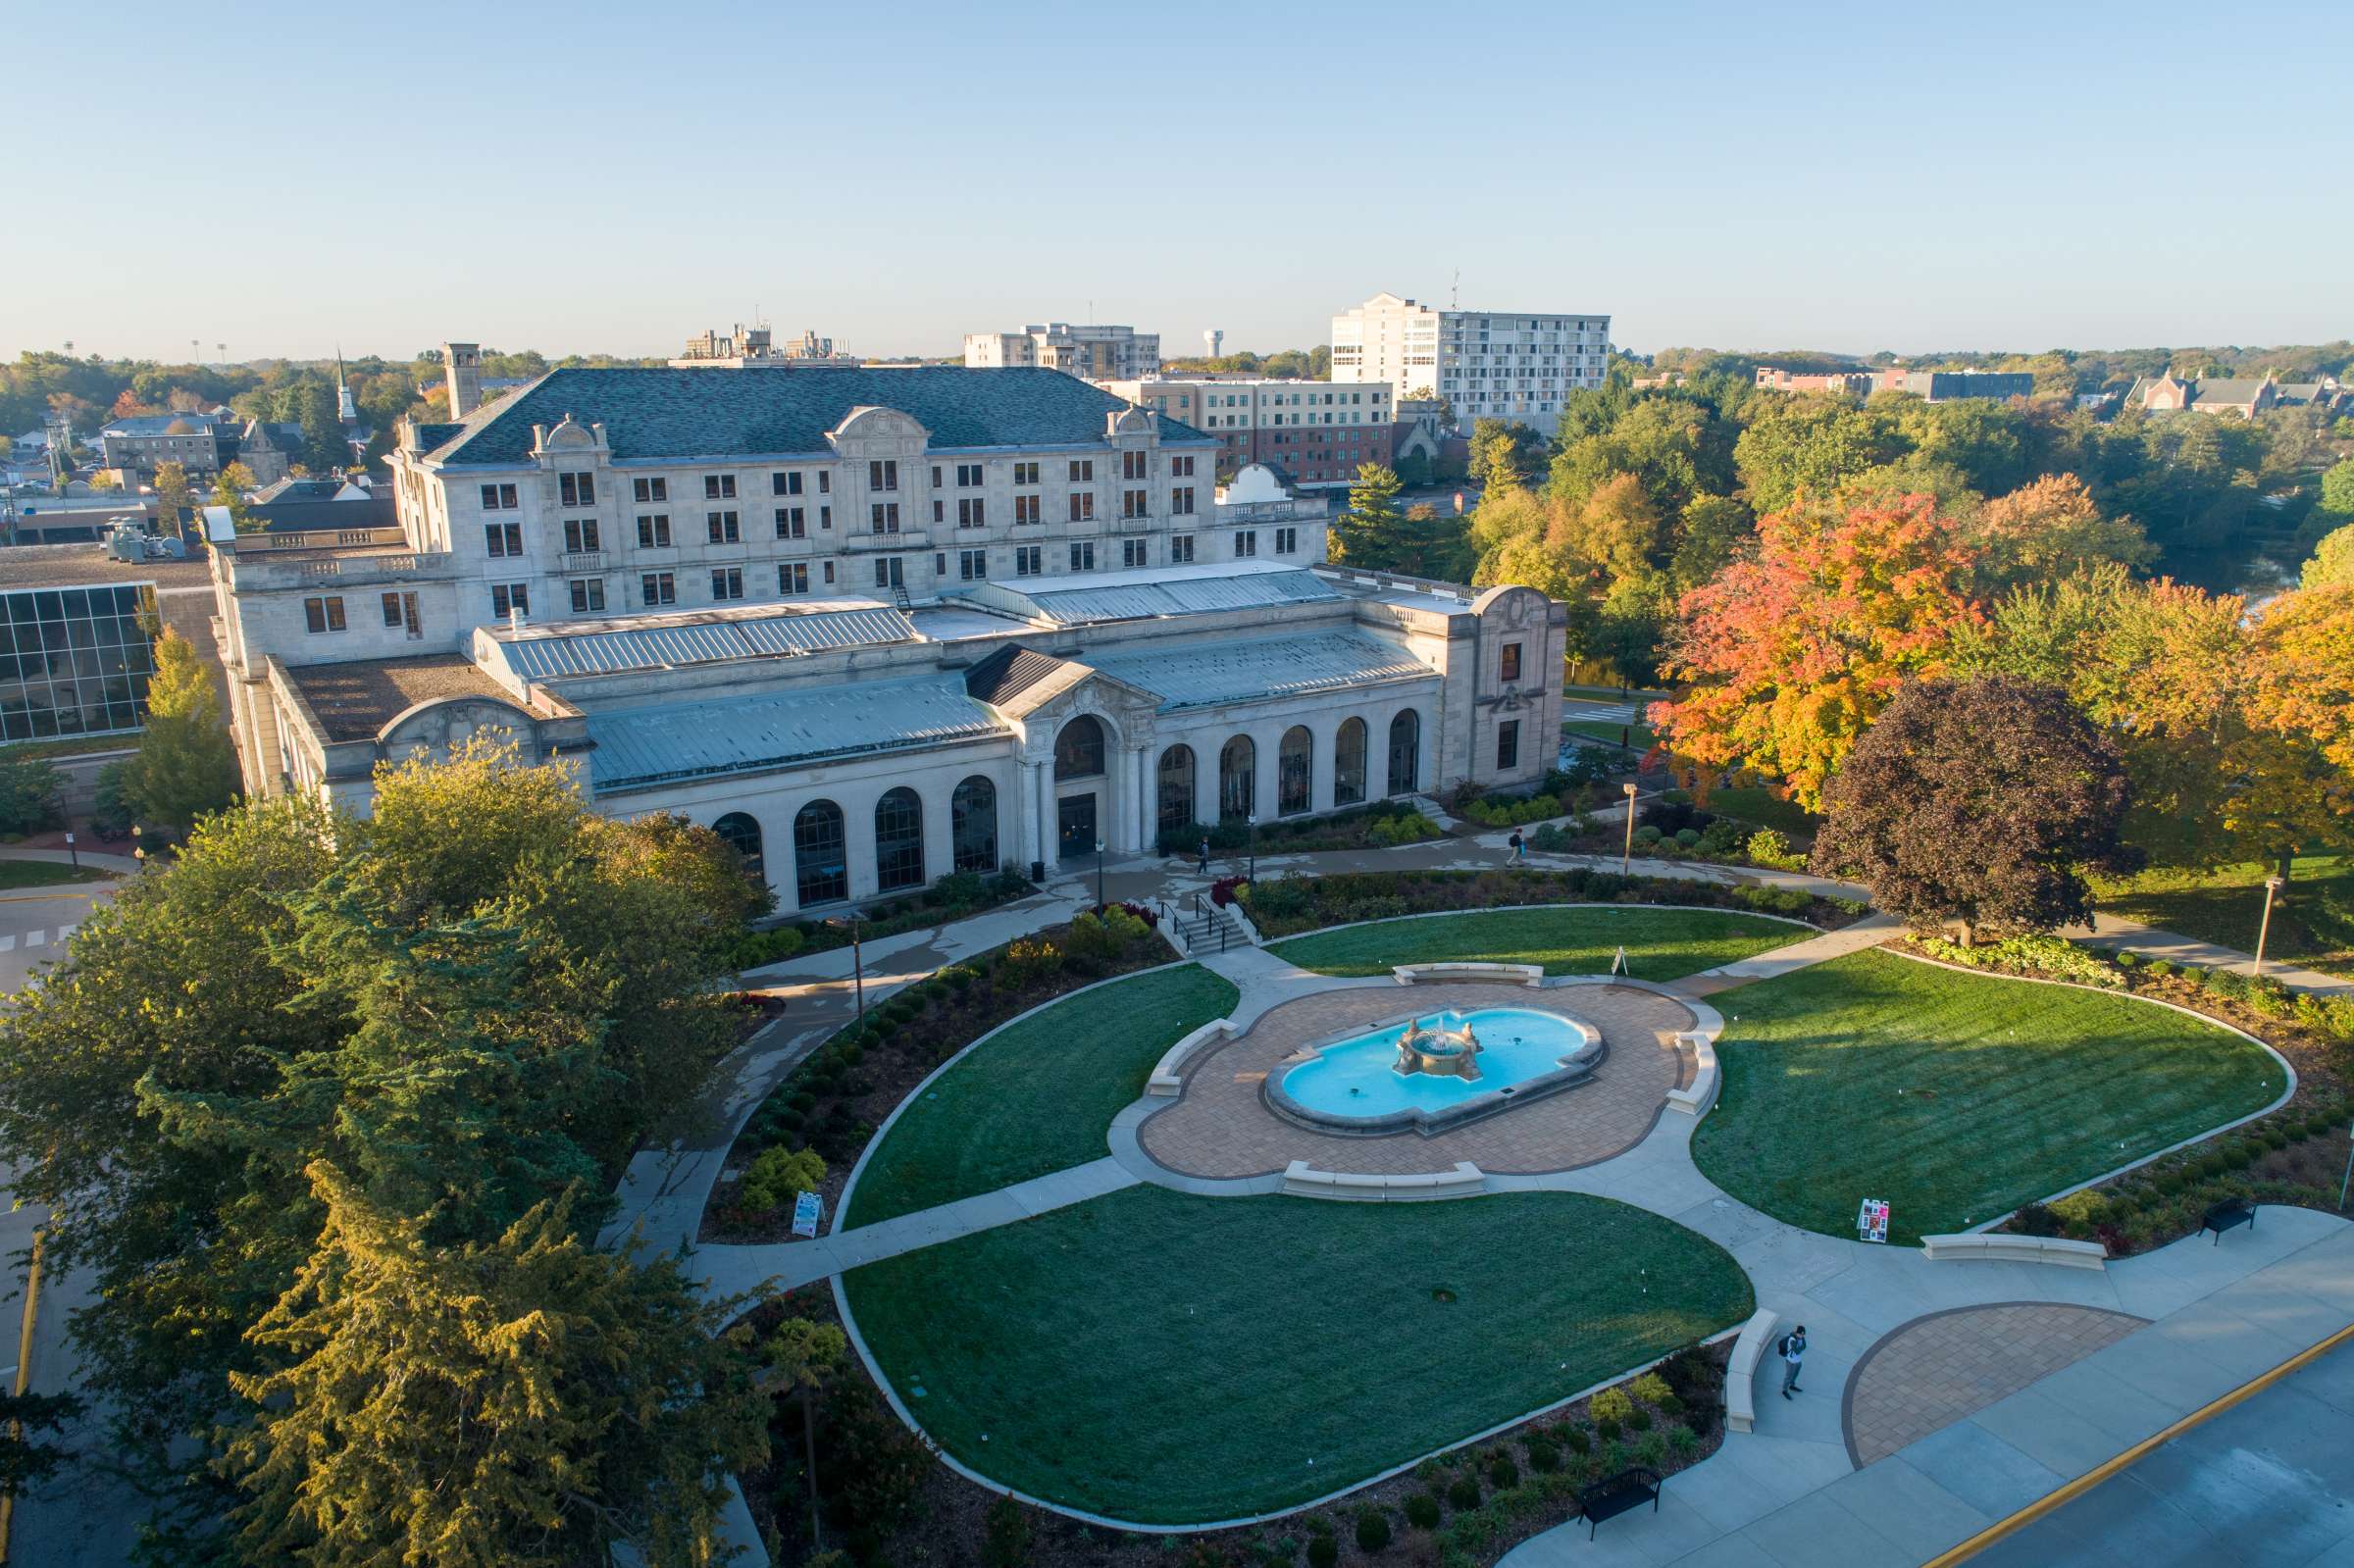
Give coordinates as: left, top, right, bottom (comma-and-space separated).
1842, 1300, 2148, 1466
1137, 979, 1694, 1179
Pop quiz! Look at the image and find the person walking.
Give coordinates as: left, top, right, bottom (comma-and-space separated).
1196, 835, 1211, 875
1508, 829, 1526, 864
1779, 1324, 1807, 1398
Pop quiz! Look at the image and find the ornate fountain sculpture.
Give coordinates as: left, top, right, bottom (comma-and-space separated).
1393, 1014, 1484, 1082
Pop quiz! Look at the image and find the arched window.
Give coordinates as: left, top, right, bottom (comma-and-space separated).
874, 786, 925, 891
950, 776, 998, 875
1054, 714, 1106, 781
793, 800, 846, 906
1333, 717, 1367, 806
1387, 710, 1421, 796
1278, 726, 1312, 816
1156, 745, 1197, 833
1219, 734, 1255, 822
712, 811, 764, 883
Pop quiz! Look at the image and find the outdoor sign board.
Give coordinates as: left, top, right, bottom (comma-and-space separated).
1857, 1197, 1890, 1243
792, 1190, 823, 1239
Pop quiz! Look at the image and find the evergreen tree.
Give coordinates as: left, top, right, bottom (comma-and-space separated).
224, 1164, 766, 1568
1330, 463, 1406, 567
121, 628, 236, 835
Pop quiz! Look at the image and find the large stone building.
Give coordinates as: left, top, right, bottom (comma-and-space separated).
1099, 378, 1397, 485
1331, 293, 1611, 430
964, 323, 1160, 381
203, 357, 1568, 909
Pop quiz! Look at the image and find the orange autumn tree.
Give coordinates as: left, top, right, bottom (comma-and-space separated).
2227, 582, 2354, 882
1650, 493, 1986, 810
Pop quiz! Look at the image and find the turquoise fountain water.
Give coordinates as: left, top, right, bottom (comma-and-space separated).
1280, 1007, 1592, 1118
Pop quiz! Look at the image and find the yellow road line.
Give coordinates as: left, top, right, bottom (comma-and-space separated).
0, 1226, 48, 1565
1922, 1319, 2354, 1566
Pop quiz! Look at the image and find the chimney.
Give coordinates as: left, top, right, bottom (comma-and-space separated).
443, 342, 482, 419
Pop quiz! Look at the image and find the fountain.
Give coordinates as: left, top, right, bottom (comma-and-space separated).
1394, 1015, 1483, 1082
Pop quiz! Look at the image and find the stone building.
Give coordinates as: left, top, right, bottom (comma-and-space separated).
964, 324, 1160, 380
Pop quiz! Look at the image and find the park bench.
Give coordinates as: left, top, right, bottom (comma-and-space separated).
2201, 1195, 2258, 1243
1577, 1467, 1662, 1539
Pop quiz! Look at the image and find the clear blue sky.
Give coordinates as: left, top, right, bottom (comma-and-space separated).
15, 0, 2350, 365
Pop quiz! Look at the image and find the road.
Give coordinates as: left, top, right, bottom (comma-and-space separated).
0, 885, 103, 994
1970, 1337, 2354, 1567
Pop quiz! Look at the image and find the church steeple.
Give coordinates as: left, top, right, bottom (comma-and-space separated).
334, 346, 356, 423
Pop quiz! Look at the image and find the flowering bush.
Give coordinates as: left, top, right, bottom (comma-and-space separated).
1915, 933, 2124, 987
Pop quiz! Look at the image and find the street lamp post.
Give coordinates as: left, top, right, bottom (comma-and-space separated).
1246, 813, 1258, 885
1620, 782, 1639, 875
1096, 839, 1106, 912
64, 832, 76, 872
847, 913, 865, 1026
2253, 875, 2285, 978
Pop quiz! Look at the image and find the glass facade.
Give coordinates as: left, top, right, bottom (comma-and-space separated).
0, 583, 158, 742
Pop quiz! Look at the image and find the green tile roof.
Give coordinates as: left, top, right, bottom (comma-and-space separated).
425, 367, 1214, 465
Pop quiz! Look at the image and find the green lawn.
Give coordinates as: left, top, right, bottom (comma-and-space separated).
1700, 786, 1822, 844
1692, 950, 2284, 1243
2092, 855, 2354, 980
844, 1187, 1752, 1522
0, 860, 111, 890
1565, 718, 1656, 751
1268, 906, 1805, 982
843, 965, 1239, 1227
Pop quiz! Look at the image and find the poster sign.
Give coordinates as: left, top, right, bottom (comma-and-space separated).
792, 1190, 823, 1239
1857, 1197, 1890, 1243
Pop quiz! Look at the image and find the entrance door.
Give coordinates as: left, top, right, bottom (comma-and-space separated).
874, 556, 905, 589
1057, 793, 1098, 859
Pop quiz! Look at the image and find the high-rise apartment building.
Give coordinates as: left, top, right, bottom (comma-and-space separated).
965, 323, 1160, 381
1330, 292, 1611, 430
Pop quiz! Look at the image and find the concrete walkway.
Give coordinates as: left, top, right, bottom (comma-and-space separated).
2073, 910, 2352, 998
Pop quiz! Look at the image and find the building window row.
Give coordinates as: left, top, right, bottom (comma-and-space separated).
1154, 711, 1416, 832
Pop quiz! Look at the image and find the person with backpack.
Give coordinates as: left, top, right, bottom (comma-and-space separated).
1779, 1324, 1807, 1398
1508, 829, 1526, 864
1196, 835, 1211, 874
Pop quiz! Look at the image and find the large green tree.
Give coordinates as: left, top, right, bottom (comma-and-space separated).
121, 628, 236, 834
1329, 462, 1406, 567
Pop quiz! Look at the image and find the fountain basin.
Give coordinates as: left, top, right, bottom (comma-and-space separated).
1263, 1006, 1607, 1138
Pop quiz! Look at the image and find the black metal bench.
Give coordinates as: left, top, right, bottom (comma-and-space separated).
2201, 1196, 2258, 1243
1578, 1467, 1662, 1539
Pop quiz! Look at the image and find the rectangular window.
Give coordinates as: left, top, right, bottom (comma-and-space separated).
1235, 530, 1257, 557
568, 579, 606, 614
489, 582, 529, 618
480, 482, 518, 510
640, 572, 676, 606
484, 522, 523, 557
819, 504, 832, 530
303, 595, 345, 633
1170, 533, 1196, 563
1172, 485, 1196, 515
772, 471, 802, 496
1014, 494, 1041, 524
775, 506, 805, 539
558, 472, 594, 507
1014, 544, 1043, 577
634, 476, 668, 503
1122, 538, 1148, 569
1067, 492, 1095, 522
705, 510, 740, 543
1012, 461, 1040, 485
779, 562, 809, 595
710, 567, 743, 601
873, 557, 902, 588
1122, 450, 1148, 481
636, 513, 671, 547
958, 497, 986, 529
818, 471, 831, 493
959, 548, 987, 581
822, 560, 836, 583
868, 459, 897, 491
1500, 641, 1522, 683
932, 498, 945, 526
1067, 459, 1094, 481
870, 502, 900, 531
381, 591, 403, 628
703, 474, 736, 499
1496, 720, 1521, 771
562, 518, 601, 552
956, 462, 984, 486
1068, 540, 1096, 572
1275, 527, 1298, 555
1170, 455, 1196, 477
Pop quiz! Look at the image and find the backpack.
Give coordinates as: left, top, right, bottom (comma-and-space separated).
1777, 1334, 1796, 1357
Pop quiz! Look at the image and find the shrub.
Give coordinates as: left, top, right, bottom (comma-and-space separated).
1734, 885, 1813, 917
998, 936, 1064, 989
1625, 1407, 1652, 1433
1632, 1430, 1668, 1469
1486, 1452, 1519, 1490
1209, 875, 1248, 907
1306, 1536, 1339, 1568
2049, 1190, 2109, 1237
1589, 1387, 1634, 1427
1446, 1476, 1481, 1511
816, 1382, 931, 1558
1916, 934, 2124, 988
740, 1145, 827, 1215
1628, 1372, 1673, 1405
0, 751, 63, 837
1522, 1436, 1560, 1474
983, 1493, 1032, 1568
1666, 1425, 1700, 1458
1354, 1510, 1391, 1553
1404, 1492, 1440, 1531
1672, 828, 1702, 849
2012, 1201, 2063, 1237
1744, 827, 1804, 870
1561, 1425, 1591, 1455
2145, 959, 2175, 978
1595, 1417, 1621, 1441
1632, 825, 1663, 847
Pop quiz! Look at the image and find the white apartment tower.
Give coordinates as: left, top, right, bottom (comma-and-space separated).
1330, 293, 1611, 430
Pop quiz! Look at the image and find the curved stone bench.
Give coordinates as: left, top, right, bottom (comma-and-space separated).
1391, 961, 1544, 987
1723, 1308, 1779, 1434
1146, 1018, 1240, 1096
1919, 1233, 2108, 1270
1280, 1159, 1486, 1201
1665, 1030, 1717, 1116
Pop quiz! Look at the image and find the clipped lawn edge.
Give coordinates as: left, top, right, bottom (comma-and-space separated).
1693, 942, 2298, 1239
828, 1205, 1753, 1534
1266, 901, 1822, 966
835, 954, 1203, 1231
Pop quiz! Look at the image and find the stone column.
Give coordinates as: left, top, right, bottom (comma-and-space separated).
1036, 762, 1059, 874
1131, 744, 1152, 853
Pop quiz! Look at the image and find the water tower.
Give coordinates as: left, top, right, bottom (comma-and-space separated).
1203, 329, 1224, 359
